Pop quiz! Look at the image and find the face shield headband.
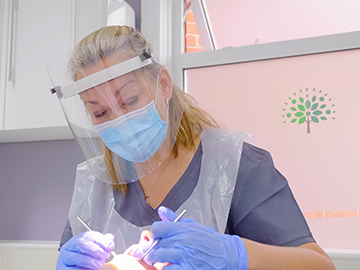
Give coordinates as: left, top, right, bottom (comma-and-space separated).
50, 49, 153, 99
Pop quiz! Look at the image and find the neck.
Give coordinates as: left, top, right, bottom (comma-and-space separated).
139, 136, 201, 208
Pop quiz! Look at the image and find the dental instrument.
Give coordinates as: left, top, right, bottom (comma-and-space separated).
138, 209, 187, 262
77, 216, 117, 258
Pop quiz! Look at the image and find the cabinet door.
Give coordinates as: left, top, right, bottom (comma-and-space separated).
0, 0, 10, 130
4, 0, 72, 130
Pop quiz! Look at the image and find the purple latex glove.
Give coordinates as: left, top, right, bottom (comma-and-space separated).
56, 231, 114, 270
157, 206, 194, 223
144, 207, 248, 270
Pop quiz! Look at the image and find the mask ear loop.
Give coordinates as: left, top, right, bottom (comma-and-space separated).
154, 73, 159, 106
165, 98, 169, 123
154, 73, 169, 123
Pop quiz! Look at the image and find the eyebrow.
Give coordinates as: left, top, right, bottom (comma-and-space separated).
83, 79, 138, 106
84, 100, 100, 105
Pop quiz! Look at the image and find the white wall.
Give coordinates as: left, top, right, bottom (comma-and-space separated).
0, 241, 59, 270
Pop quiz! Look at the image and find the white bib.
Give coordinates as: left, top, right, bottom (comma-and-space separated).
68, 128, 247, 254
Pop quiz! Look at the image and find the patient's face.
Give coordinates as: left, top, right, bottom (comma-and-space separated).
100, 231, 166, 270
101, 254, 161, 270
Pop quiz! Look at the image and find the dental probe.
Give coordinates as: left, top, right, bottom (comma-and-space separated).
138, 209, 187, 262
77, 216, 117, 258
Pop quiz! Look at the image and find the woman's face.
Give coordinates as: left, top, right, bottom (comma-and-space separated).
77, 54, 156, 126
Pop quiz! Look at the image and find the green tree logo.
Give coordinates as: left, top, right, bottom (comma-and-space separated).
282, 88, 336, 133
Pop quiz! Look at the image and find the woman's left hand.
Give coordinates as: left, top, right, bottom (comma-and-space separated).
143, 207, 248, 270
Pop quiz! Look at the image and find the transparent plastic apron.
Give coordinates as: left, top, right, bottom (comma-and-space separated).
69, 127, 247, 254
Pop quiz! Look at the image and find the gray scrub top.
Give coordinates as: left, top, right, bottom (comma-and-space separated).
60, 142, 315, 248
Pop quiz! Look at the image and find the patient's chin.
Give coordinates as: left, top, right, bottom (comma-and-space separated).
100, 254, 160, 270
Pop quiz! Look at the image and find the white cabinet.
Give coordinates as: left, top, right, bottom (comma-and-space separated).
0, 0, 73, 142
0, 0, 135, 143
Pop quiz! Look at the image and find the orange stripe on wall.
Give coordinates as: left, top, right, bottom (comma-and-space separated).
303, 211, 324, 218
303, 211, 360, 218
325, 211, 358, 218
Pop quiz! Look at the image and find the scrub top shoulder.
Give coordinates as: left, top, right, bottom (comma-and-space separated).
60, 141, 314, 248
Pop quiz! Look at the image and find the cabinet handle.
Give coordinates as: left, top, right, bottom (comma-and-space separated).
9, 0, 19, 83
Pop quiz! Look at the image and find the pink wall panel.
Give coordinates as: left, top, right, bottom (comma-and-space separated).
185, 49, 360, 249
202, 0, 360, 48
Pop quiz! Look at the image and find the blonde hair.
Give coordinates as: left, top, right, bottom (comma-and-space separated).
70, 26, 218, 194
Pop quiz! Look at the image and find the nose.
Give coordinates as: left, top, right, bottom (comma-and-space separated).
100, 90, 124, 121
108, 101, 124, 120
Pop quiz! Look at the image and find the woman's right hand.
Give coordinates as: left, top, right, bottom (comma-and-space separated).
56, 231, 115, 269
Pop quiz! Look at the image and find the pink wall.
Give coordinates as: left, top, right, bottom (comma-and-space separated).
202, 0, 360, 48
185, 49, 360, 249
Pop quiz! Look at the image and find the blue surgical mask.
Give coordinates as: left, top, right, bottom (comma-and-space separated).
94, 100, 168, 163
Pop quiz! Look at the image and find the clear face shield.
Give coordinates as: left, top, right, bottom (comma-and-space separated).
47, 37, 184, 184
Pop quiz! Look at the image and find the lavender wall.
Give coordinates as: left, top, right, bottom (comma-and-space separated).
0, 140, 84, 241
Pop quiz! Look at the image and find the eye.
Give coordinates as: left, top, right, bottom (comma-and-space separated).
94, 110, 108, 118
122, 96, 139, 107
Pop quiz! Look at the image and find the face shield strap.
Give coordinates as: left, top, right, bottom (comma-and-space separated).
154, 73, 160, 105
152, 72, 169, 125
50, 49, 153, 98
153, 73, 169, 123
